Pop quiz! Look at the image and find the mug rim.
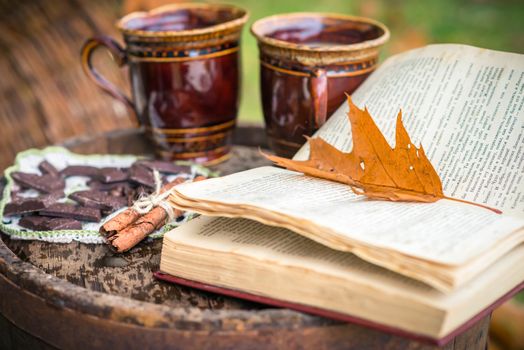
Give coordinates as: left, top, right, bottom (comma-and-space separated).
117, 3, 249, 38
250, 12, 390, 52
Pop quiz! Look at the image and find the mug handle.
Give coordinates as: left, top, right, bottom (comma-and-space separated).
81, 36, 137, 124
309, 68, 328, 128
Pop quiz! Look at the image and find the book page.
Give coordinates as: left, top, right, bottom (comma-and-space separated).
163, 215, 447, 336
294, 44, 524, 217
168, 215, 435, 293
174, 166, 524, 265
164, 215, 524, 338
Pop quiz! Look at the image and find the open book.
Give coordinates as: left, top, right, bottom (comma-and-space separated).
160, 44, 524, 341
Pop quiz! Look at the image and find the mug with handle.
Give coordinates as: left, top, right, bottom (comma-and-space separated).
251, 13, 389, 157
81, 4, 249, 164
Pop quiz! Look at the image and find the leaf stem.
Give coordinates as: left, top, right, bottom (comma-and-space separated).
443, 196, 502, 214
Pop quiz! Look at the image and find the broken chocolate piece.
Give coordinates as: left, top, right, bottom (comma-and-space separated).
18, 216, 49, 230
60, 165, 100, 178
40, 203, 101, 222
45, 218, 83, 230
19, 215, 82, 231
11, 172, 65, 193
69, 190, 127, 212
3, 193, 62, 216
128, 165, 155, 188
87, 179, 132, 192
98, 167, 128, 183
38, 160, 59, 177
135, 160, 190, 174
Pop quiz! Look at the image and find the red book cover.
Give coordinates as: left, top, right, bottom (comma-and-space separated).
154, 271, 524, 346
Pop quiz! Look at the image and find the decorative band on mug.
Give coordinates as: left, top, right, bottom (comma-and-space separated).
122, 26, 246, 44
151, 131, 230, 143
127, 38, 238, 49
156, 145, 230, 159
127, 43, 239, 62
146, 120, 236, 135
260, 57, 378, 78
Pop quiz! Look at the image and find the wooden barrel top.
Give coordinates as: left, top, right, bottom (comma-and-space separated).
0, 126, 489, 349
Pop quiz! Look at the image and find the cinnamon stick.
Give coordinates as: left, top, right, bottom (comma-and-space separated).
107, 206, 167, 253
104, 176, 203, 252
99, 208, 141, 237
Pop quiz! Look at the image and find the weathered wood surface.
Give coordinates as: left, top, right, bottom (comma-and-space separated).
0, 128, 490, 349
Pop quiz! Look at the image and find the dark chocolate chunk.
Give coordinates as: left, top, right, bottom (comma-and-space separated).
18, 216, 49, 230
128, 165, 155, 188
4, 200, 44, 216
19, 215, 82, 231
38, 160, 59, 177
48, 190, 66, 198
98, 167, 128, 183
135, 160, 190, 174
11, 172, 65, 193
60, 165, 100, 178
3, 192, 62, 216
43, 218, 83, 230
40, 203, 101, 222
87, 179, 132, 193
69, 190, 127, 212
4, 199, 46, 216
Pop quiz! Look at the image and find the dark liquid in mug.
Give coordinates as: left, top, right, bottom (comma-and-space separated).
125, 9, 236, 32
266, 19, 384, 45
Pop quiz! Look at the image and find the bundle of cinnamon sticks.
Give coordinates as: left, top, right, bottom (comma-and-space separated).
100, 176, 206, 252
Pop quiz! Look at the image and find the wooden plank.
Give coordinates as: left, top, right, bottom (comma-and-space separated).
0, 270, 491, 350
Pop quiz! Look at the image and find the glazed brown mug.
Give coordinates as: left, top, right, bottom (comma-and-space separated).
81, 4, 249, 164
251, 13, 389, 157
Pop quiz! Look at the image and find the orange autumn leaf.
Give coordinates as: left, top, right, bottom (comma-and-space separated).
264, 96, 501, 213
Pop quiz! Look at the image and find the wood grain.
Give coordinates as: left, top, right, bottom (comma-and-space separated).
0, 129, 489, 349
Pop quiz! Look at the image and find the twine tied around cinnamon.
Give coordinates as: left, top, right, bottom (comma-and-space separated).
132, 170, 176, 220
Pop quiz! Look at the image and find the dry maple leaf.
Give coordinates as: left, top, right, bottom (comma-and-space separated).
264, 96, 500, 214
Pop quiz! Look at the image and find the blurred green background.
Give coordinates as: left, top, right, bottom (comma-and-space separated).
0, 0, 523, 171
217, 0, 524, 123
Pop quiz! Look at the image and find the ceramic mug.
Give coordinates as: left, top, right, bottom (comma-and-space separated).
251, 13, 389, 157
81, 4, 249, 164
